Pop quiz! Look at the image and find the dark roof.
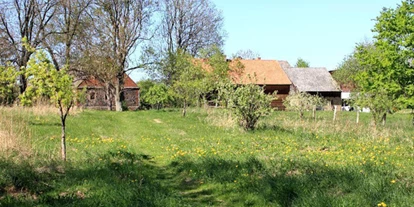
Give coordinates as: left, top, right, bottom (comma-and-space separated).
277, 60, 292, 70
284, 67, 341, 92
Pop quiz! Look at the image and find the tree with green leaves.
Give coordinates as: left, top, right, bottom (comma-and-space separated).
143, 83, 170, 110
295, 58, 310, 67
137, 79, 156, 109
332, 51, 365, 91
351, 1, 414, 126
0, 65, 18, 105
284, 91, 325, 120
230, 83, 275, 130
20, 50, 80, 161
171, 51, 207, 116
371, 0, 414, 113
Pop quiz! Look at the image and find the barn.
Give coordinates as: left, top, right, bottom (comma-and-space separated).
230, 59, 292, 110
75, 74, 140, 110
283, 67, 342, 109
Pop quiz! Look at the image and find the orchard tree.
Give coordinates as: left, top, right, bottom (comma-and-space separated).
171, 50, 206, 116
284, 91, 325, 120
20, 50, 79, 161
294, 58, 310, 68
230, 83, 275, 130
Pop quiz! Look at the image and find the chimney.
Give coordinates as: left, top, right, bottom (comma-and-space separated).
257, 57, 261, 60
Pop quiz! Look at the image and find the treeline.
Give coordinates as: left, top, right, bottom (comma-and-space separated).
333, 0, 414, 126
0, 0, 227, 111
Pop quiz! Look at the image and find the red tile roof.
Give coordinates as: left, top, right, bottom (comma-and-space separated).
230, 59, 292, 85
76, 74, 138, 89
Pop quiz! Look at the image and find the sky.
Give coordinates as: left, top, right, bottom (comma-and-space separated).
130, 0, 402, 82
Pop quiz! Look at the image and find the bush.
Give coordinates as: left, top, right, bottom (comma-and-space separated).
230, 84, 275, 130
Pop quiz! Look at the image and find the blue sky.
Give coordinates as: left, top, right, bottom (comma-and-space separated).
130, 0, 402, 82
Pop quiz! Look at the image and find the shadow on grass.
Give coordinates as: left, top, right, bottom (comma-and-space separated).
0, 153, 409, 206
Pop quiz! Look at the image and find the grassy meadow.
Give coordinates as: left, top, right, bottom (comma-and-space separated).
0, 107, 413, 206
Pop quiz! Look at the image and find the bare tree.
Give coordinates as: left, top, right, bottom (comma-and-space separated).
0, 0, 56, 93
43, 0, 92, 71
147, 0, 225, 83
232, 49, 260, 60
93, 0, 156, 111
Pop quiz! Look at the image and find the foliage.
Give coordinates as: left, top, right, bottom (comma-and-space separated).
216, 79, 235, 108
294, 58, 310, 67
353, 42, 401, 126
171, 51, 207, 116
332, 52, 364, 90
350, 0, 414, 126
0, 65, 19, 105
143, 83, 171, 110
230, 84, 275, 130
20, 50, 79, 161
284, 91, 326, 119
144, 0, 225, 82
371, 0, 414, 110
137, 79, 156, 109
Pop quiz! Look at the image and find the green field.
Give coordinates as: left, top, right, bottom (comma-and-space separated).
0, 107, 413, 206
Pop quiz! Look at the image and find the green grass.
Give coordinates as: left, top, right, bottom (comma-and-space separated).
0, 107, 413, 206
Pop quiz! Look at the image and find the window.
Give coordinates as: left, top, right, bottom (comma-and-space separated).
90, 92, 96, 100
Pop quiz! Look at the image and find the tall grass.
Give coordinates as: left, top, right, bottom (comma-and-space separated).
0, 107, 32, 158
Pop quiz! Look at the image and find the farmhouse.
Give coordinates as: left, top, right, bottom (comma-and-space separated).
230, 59, 292, 110
75, 74, 140, 110
283, 67, 342, 109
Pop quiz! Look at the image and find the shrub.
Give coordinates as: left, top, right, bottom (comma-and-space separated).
230, 84, 275, 130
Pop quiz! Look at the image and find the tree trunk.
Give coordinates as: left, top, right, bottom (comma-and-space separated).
381, 113, 387, 126
115, 81, 122, 112
105, 83, 112, 110
356, 109, 360, 124
182, 100, 187, 117
333, 105, 337, 122
411, 109, 414, 126
312, 105, 316, 121
300, 111, 303, 120
61, 119, 66, 161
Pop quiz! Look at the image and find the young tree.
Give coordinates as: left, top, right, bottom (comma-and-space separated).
20, 50, 79, 161
230, 83, 275, 130
294, 58, 310, 68
171, 50, 206, 116
284, 91, 324, 120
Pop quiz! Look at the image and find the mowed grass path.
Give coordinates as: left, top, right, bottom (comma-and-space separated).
1, 108, 413, 206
